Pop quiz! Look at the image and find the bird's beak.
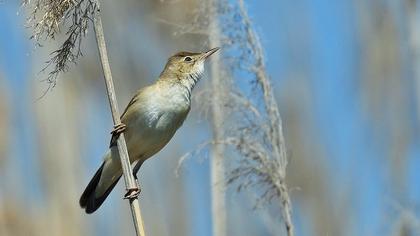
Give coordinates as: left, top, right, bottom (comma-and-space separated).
201, 47, 220, 60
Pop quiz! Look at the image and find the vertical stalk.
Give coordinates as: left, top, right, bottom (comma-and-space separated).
407, 1, 420, 132
92, 1, 145, 235
208, 1, 227, 235
237, 1, 294, 235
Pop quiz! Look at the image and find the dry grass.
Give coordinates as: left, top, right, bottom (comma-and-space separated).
23, 0, 95, 92
171, 0, 294, 235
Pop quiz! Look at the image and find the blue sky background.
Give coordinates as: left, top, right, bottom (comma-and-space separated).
1, 0, 419, 235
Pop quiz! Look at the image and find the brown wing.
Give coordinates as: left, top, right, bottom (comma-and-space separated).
120, 90, 142, 119
109, 89, 142, 147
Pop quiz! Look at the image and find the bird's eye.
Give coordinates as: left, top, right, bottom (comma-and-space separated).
184, 56, 192, 62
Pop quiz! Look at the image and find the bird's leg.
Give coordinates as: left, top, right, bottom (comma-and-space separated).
111, 123, 139, 201
111, 123, 126, 136
109, 123, 126, 147
132, 160, 143, 180
123, 160, 144, 200
123, 187, 140, 200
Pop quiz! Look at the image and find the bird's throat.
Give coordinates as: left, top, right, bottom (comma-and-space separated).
183, 73, 201, 90
176, 73, 202, 103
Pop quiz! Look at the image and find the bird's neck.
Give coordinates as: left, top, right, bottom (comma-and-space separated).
158, 73, 202, 103
180, 73, 201, 92
160, 71, 201, 92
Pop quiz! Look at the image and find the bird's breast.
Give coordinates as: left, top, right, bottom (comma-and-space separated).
145, 91, 190, 130
122, 84, 192, 160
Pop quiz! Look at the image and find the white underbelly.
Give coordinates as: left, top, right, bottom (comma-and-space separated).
125, 108, 188, 162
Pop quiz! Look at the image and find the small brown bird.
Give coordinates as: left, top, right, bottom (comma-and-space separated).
80, 47, 220, 214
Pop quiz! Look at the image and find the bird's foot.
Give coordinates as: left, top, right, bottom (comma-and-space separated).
109, 123, 126, 147
123, 187, 140, 200
111, 123, 126, 136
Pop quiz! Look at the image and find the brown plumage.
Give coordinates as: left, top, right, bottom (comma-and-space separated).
80, 48, 220, 213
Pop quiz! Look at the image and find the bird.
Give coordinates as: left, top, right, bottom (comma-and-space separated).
80, 47, 220, 214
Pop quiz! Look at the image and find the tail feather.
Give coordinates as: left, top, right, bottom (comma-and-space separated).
80, 163, 121, 214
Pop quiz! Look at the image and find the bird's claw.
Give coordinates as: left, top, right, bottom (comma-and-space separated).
123, 187, 140, 200
111, 123, 126, 136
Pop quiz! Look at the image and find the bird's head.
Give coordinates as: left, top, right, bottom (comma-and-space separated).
160, 47, 220, 84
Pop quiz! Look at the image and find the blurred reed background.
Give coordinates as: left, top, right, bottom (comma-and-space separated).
0, 0, 419, 236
